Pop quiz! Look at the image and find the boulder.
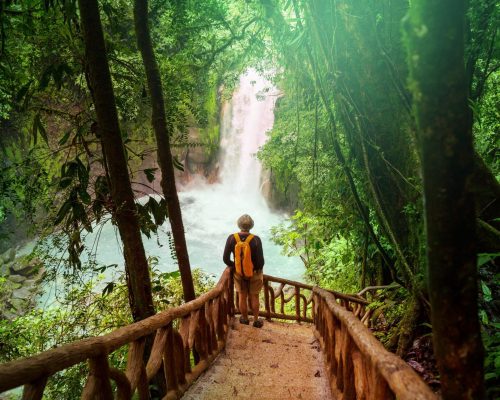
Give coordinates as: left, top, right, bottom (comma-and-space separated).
10, 259, 40, 276
9, 274, 26, 283
0, 263, 10, 276
9, 297, 27, 312
3, 280, 21, 291
2, 309, 17, 320
12, 286, 32, 300
23, 278, 38, 287
0, 248, 16, 264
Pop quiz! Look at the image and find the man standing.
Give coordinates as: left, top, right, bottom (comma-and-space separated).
223, 214, 265, 328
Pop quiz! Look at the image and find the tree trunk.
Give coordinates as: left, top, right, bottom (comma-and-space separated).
133, 0, 195, 302
405, 1, 485, 398
78, 0, 155, 321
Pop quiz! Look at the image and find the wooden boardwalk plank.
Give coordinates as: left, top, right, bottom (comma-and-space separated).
182, 318, 333, 400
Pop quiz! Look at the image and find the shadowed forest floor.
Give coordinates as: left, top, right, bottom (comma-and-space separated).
182, 318, 333, 399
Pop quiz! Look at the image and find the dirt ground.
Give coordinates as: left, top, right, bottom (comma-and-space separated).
181, 318, 333, 400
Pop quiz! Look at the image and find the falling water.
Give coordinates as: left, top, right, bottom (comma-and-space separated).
36, 69, 304, 306
177, 69, 304, 280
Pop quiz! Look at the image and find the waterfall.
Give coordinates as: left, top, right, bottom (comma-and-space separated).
39, 69, 304, 304
218, 69, 276, 202
177, 69, 304, 280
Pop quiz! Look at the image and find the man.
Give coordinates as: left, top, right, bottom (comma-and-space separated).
223, 214, 265, 328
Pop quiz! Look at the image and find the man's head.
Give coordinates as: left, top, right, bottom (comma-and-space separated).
237, 214, 254, 232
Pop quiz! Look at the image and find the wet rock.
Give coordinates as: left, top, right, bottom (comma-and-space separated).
10, 297, 26, 312
0, 263, 10, 276
2, 309, 17, 320
23, 278, 38, 287
4, 280, 22, 291
0, 248, 16, 264
0, 254, 43, 318
12, 286, 32, 300
9, 274, 26, 284
10, 262, 35, 276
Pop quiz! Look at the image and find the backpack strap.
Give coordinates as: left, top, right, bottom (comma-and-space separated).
233, 233, 254, 243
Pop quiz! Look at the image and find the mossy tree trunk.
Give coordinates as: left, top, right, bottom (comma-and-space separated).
133, 0, 195, 302
78, 0, 155, 321
405, 1, 485, 398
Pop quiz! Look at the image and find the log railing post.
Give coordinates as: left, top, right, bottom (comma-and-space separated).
173, 330, 187, 386
109, 368, 132, 400
164, 323, 178, 395
3, 270, 437, 400
341, 327, 356, 400
264, 278, 271, 320
270, 285, 276, 314
22, 376, 47, 400
279, 290, 285, 314
295, 286, 300, 322
81, 355, 113, 400
126, 339, 148, 397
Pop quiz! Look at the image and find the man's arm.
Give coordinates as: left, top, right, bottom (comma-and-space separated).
253, 236, 264, 270
223, 235, 235, 267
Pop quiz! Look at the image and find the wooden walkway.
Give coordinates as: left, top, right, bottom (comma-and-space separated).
182, 318, 333, 400
0, 270, 436, 400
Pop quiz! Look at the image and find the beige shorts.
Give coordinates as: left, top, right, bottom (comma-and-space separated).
234, 271, 263, 295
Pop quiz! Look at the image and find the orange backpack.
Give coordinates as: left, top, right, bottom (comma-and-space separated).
233, 233, 254, 279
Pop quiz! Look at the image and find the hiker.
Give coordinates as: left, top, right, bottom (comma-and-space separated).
223, 214, 265, 328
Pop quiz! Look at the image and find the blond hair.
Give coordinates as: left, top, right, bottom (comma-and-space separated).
237, 214, 254, 231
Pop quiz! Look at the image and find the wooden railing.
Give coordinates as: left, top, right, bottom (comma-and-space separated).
0, 270, 436, 400
238, 274, 369, 324
0, 268, 234, 400
313, 287, 437, 400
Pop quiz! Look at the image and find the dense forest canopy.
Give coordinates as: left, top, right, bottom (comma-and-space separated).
0, 0, 498, 398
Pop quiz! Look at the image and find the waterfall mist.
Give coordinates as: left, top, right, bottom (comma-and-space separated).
38, 69, 304, 305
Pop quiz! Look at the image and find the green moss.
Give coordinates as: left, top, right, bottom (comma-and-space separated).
198, 76, 221, 161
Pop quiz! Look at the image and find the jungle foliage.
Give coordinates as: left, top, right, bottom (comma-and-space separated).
0, 0, 498, 398
255, 0, 499, 396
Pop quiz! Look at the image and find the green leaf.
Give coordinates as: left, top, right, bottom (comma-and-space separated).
38, 66, 53, 90
478, 252, 500, 267
15, 80, 32, 103
144, 168, 157, 183
78, 188, 91, 205
59, 131, 71, 146
93, 264, 117, 273
485, 372, 498, 381
287, 29, 306, 49
481, 281, 492, 302
76, 157, 89, 189
32, 114, 48, 146
480, 309, 489, 325
148, 196, 167, 226
54, 199, 72, 226
161, 270, 181, 279
102, 281, 115, 296
59, 176, 73, 189
173, 156, 184, 172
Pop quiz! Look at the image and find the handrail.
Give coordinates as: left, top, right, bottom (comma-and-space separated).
0, 268, 234, 399
255, 274, 370, 324
357, 282, 401, 297
313, 287, 437, 400
0, 270, 435, 400
264, 274, 369, 305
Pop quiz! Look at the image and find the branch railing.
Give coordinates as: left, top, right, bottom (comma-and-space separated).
0, 268, 234, 400
236, 274, 370, 325
313, 287, 437, 400
0, 269, 436, 400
